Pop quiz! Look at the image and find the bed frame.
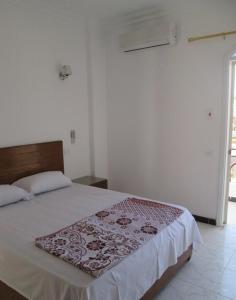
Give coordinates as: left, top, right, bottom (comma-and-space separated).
0, 141, 64, 184
0, 141, 192, 300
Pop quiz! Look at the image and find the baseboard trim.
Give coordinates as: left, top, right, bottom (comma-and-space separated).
193, 215, 216, 226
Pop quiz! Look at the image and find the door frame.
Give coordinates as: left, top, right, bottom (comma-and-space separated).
223, 60, 235, 224
217, 47, 236, 226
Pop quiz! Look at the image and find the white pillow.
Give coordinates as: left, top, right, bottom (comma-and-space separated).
13, 171, 72, 195
0, 185, 31, 207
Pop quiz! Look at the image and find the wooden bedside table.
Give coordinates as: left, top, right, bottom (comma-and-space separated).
73, 176, 108, 189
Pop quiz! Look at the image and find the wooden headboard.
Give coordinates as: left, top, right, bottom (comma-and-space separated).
0, 141, 64, 184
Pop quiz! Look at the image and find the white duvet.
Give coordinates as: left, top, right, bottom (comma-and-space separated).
0, 184, 201, 300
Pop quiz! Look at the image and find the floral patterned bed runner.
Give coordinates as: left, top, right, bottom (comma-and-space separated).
35, 198, 183, 277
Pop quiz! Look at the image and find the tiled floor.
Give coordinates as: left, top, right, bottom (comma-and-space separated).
154, 222, 236, 300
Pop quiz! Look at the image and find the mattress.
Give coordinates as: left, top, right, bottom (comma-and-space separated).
0, 184, 201, 300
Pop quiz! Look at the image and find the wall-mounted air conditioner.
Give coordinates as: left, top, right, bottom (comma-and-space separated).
120, 22, 177, 53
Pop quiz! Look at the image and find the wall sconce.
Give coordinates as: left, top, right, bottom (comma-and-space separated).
59, 65, 72, 80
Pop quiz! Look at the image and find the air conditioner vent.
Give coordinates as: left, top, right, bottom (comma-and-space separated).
120, 22, 177, 52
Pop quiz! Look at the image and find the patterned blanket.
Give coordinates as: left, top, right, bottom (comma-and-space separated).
35, 198, 183, 277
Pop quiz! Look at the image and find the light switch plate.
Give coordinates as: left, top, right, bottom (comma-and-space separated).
70, 129, 76, 144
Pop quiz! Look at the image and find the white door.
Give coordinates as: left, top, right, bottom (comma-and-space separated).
224, 60, 236, 223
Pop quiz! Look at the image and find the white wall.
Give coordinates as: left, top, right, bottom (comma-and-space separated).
2, 0, 236, 221
0, 0, 91, 179
106, 0, 236, 219
86, 17, 108, 178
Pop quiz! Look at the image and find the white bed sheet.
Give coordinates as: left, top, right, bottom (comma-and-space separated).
0, 184, 201, 300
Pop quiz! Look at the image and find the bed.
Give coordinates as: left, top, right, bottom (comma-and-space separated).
0, 141, 201, 300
